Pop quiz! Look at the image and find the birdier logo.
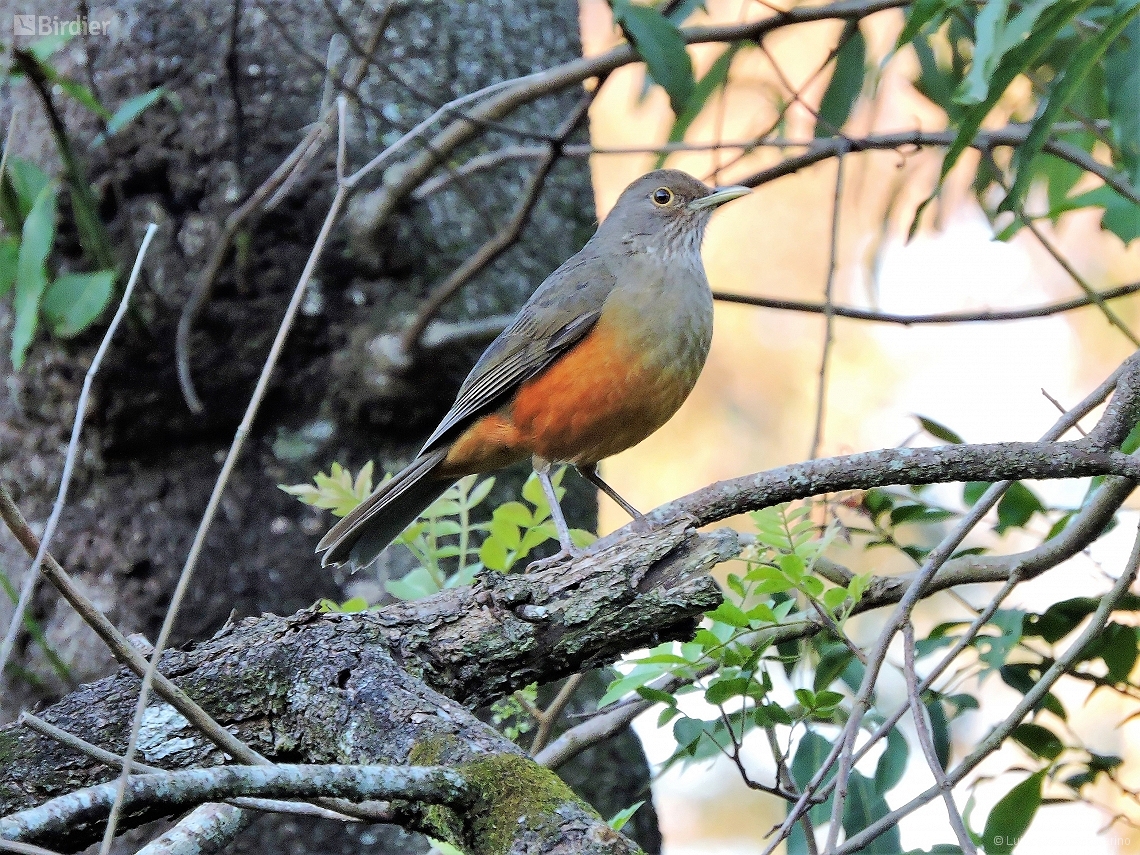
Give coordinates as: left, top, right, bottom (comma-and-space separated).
12, 13, 116, 36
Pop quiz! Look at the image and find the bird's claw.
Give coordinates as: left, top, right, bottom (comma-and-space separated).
525, 546, 583, 573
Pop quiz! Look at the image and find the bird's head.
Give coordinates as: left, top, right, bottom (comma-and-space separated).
596, 169, 750, 258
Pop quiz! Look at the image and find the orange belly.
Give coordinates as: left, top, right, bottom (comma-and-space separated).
440, 319, 698, 476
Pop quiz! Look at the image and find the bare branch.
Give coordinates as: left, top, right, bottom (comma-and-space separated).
396, 91, 594, 361
101, 103, 355, 853
2, 765, 470, 845
809, 147, 846, 459
836, 523, 1140, 854
0, 223, 157, 680
713, 280, 1140, 324
18, 713, 356, 823
737, 127, 1140, 205
133, 804, 251, 855
902, 622, 977, 854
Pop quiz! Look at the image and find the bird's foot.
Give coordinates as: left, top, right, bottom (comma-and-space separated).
525, 545, 584, 573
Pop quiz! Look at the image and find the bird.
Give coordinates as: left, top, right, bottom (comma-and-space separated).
318, 168, 750, 570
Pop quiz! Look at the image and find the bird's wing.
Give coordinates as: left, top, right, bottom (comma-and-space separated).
420, 250, 617, 453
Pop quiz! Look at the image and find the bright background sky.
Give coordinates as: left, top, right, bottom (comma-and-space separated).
578, 0, 1140, 851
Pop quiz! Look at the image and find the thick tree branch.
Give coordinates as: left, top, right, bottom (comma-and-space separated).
1, 765, 469, 846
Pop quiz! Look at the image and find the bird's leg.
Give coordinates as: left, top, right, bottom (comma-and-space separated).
578, 464, 644, 521
528, 457, 582, 569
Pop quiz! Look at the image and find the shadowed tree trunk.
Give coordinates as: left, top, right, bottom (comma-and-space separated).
0, 0, 661, 850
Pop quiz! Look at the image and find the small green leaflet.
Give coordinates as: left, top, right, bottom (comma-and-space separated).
607, 801, 645, 832
41, 270, 115, 337
658, 43, 740, 167
12, 182, 57, 369
816, 24, 866, 138
1001, 2, 1140, 212
92, 87, 169, 148
612, 0, 695, 115
982, 770, 1044, 855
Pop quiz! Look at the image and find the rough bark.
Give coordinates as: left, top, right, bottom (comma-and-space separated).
0, 525, 733, 851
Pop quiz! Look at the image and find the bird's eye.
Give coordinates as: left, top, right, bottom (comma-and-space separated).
651, 187, 674, 206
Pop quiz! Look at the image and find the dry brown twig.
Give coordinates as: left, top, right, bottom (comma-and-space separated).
0, 223, 157, 680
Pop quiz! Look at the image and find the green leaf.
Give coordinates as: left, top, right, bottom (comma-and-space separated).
958, 0, 1011, 105
635, 686, 676, 705
995, 482, 1046, 534
280, 461, 376, 517
494, 501, 533, 527
6, 157, 50, 218
1000, 664, 1067, 720
1084, 621, 1139, 682
607, 801, 645, 832
982, 771, 1044, 855
385, 567, 442, 601
103, 87, 166, 138
1013, 722, 1063, 761
963, 481, 991, 506
937, 1, 1093, 193
915, 414, 965, 443
1002, 3, 1140, 212
28, 31, 76, 62
40, 270, 115, 337
707, 601, 750, 628
479, 536, 509, 572
54, 77, 109, 119
1106, 16, 1140, 184
815, 645, 855, 692
816, 24, 866, 138
1023, 596, 1098, 643
12, 182, 57, 370
612, 0, 695, 115
0, 237, 18, 299
673, 716, 707, 750
842, 771, 900, 853
659, 43, 740, 166
706, 677, 751, 705
896, 0, 964, 50
875, 728, 909, 793
490, 515, 521, 550
925, 694, 951, 770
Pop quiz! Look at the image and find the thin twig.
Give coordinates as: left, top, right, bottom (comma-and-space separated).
737, 128, 1140, 206
99, 101, 353, 855
0, 223, 157, 679
766, 356, 1134, 853
835, 524, 1140, 854
0, 840, 65, 855
1042, 389, 1088, 436
175, 5, 391, 413
18, 712, 356, 822
1021, 215, 1140, 347
809, 147, 845, 459
396, 90, 593, 360
175, 117, 331, 412
0, 485, 267, 764
713, 279, 1140, 323
530, 673, 586, 755
3, 765, 470, 844
0, 109, 18, 189
902, 622, 977, 854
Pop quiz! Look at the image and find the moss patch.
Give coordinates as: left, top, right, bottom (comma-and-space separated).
462, 752, 588, 855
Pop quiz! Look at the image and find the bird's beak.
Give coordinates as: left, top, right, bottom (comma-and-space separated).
688, 185, 751, 211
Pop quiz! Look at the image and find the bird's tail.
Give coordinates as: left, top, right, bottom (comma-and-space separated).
316, 448, 449, 570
